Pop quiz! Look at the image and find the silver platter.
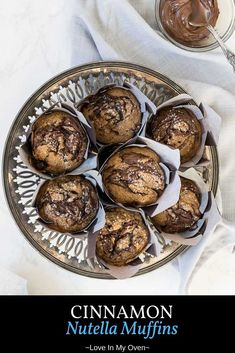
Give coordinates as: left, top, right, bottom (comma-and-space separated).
3, 61, 219, 279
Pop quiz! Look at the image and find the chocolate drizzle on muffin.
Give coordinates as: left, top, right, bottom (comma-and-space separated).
152, 177, 201, 233
80, 87, 141, 144
96, 207, 149, 266
150, 107, 202, 163
35, 175, 99, 233
102, 146, 165, 207
31, 110, 88, 174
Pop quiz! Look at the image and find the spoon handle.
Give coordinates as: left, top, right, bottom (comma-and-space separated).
207, 25, 235, 72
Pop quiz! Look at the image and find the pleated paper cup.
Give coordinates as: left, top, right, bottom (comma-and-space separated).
150, 168, 221, 246
76, 81, 157, 148
145, 93, 221, 168
31, 170, 105, 239
99, 135, 181, 217
88, 203, 163, 279
19, 103, 97, 179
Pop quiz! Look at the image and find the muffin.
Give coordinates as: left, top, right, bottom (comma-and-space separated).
35, 175, 99, 233
96, 207, 149, 266
31, 110, 88, 175
102, 146, 165, 207
150, 107, 202, 163
151, 177, 201, 233
80, 86, 141, 144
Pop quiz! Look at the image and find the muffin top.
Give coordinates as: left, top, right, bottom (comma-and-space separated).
96, 207, 149, 266
102, 146, 165, 207
31, 110, 88, 175
80, 86, 141, 144
152, 177, 201, 233
150, 107, 202, 163
35, 175, 99, 233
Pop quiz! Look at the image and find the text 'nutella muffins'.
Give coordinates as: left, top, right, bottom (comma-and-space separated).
80, 86, 141, 144
31, 110, 88, 175
151, 177, 201, 233
35, 175, 99, 233
150, 107, 202, 163
96, 207, 149, 266
102, 146, 165, 207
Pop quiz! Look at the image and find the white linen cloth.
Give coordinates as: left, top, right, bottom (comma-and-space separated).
0, 0, 235, 294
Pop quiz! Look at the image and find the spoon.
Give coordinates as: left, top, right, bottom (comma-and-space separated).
189, 0, 235, 71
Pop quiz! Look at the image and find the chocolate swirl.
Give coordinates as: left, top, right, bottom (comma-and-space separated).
102, 146, 165, 207
96, 207, 149, 266
150, 107, 202, 163
80, 87, 141, 144
31, 110, 88, 175
160, 0, 219, 44
152, 177, 201, 233
35, 175, 99, 233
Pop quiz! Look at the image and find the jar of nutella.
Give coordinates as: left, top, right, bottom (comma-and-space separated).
155, 0, 235, 51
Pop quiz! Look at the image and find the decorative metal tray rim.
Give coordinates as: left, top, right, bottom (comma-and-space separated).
2, 61, 219, 279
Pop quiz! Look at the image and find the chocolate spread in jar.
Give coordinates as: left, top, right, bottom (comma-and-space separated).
159, 0, 220, 44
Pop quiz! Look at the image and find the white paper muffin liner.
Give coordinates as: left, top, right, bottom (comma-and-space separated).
145, 93, 221, 168
87, 202, 163, 279
99, 135, 181, 217
31, 170, 105, 240
150, 168, 221, 246
19, 104, 98, 179
75, 81, 157, 148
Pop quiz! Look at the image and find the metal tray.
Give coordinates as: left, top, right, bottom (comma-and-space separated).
3, 61, 219, 279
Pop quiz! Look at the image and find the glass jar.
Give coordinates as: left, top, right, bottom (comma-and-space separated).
155, 0, 235, 52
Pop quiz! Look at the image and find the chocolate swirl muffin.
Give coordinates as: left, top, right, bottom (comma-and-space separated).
35, 175, 99, 233
31, 110, 88, 175
80, 86, 141, 144
151, 177, 201, 233
102, 146, 165, 207
150, 107, 202, 164
96, 207, 149, 266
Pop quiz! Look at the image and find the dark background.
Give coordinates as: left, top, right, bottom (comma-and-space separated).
0, 295, 233, 351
